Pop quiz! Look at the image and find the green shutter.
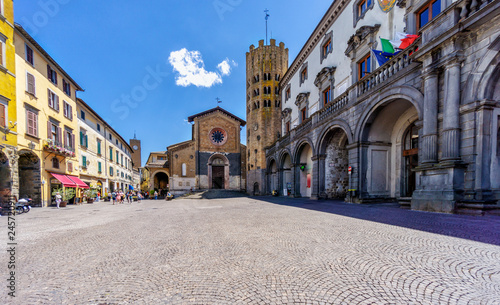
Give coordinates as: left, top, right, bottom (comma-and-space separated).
80, 131, 83, 146
97, 142, 101, 154
98, 162, 102, 173
82, 156, 86, 168
85, 135, 88, 148
110, 148, 113, 161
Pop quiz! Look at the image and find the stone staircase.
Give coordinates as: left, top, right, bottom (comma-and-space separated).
455, 201, 500, 216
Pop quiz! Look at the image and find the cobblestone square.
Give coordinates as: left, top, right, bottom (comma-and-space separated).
1, 197, 500, 304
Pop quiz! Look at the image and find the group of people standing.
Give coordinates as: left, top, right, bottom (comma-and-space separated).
109, 190, 142, 205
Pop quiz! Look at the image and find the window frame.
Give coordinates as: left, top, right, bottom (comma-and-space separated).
52, 157, 60, 169
62, 79, 71, 97
47, 89, 59, 112
358, 53, 372, 80
26, 71, 36, 96
416, 0, 442, 30
63, 101, 72, 120
47, 65, 57, 85
301, 107, 307, 123
26, 108, 38, 138
323, 87, 331, 106
320, 31, 334, 64
354, 0, 374, 26
0, 99, 7, 128
0, 35, 6, 68
299, 63, 308, 86
25, 44, 34, 66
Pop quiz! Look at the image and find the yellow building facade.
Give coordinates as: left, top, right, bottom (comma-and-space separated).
0, 0, 17, 200
14, 24, 84, 206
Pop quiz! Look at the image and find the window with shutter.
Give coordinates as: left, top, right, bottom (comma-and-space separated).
48, 89, 53, 108
26, 45, 34, 65
82, 156, 87, 168
97, 141, 101, 155
55, 95, 59, 111
98, 162, 102, 173
27, 73, 36, 95
56, 127, 62, 145
85, 134, 88, 148
26, 110, 38, 137
0, 38, 4, 67
110, 148, 113, 161
0, 103, 5, 127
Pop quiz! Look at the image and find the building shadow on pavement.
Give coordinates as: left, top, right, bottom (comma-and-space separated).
252, 196, 500, 246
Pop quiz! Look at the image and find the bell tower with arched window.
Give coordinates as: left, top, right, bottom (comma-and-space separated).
246, 39, 288, 195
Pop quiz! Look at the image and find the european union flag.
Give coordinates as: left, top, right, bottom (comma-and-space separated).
372, 50, 400, 66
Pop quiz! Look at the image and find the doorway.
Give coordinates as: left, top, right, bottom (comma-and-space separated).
212, 165, 224, 189
403, 123, 418, 197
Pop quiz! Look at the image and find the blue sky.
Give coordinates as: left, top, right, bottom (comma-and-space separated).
15, 0, 332, 166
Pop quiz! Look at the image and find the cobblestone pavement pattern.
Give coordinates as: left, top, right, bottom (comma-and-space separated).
1, 196, 500, 304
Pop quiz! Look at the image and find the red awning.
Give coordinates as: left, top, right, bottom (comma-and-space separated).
67, 176, 90, 189
51, 173, 77, 188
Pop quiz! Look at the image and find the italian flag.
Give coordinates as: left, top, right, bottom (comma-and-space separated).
389, 32, 420, 50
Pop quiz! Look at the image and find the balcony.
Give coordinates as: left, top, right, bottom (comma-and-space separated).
44, 139, 75, 157
357, 38, 421, 97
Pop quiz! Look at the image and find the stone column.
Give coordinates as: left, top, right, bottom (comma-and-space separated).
421, 69, 439, 163
441, 59, 461, 161
317, 155, 326, 199
291, 164, 298, 197
310, 155, 320, 200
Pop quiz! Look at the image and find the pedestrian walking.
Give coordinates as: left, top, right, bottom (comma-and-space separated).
97, 191, 100, 202
154, 190, 158, 200
112, 191, 116, 205
55, 192, 62, 209
137, 192, 142, 203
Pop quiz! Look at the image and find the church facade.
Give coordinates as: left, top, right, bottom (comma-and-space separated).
166, 107, 247, 195
258, 0, 500, 214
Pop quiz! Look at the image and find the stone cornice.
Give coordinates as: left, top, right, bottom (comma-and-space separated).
344, 24, 381, 56
281, 0, 350, 87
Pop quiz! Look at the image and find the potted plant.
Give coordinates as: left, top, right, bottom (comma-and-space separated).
63, 188, 76, 206
84, 188, 98, 203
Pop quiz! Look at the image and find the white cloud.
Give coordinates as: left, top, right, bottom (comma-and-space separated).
168, 49, 236, 88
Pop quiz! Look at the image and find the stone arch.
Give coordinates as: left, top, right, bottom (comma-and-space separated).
354, 85, 424, 142
316, 119, 353, 156
153, 170, 169, 191
356, 92, 420, 199
293, 138, 315, 163
279, 149, 293, 196
463, 36, 500, 103
18, 150, 41, 206
294, 140, 314, 198
278, 148, 293, 168
316, 124, 351, 199
267, 158, 278, 194
208, 153, 229, 190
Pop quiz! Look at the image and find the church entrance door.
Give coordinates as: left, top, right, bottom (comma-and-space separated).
212, 166, 224, 189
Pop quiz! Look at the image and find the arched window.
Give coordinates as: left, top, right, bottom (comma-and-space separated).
182, 163, 187, 176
